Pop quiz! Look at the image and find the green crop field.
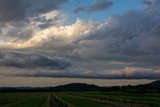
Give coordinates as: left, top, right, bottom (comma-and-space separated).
0, 93, 67, 107
54, 92, 160, 107
0, 92, 160, 107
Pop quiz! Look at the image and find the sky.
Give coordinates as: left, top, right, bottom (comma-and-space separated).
0, 0, 160, 86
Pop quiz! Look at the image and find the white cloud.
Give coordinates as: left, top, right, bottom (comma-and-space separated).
0, 18, 96, 49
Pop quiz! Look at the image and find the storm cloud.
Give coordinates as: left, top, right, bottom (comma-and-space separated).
73, 0, 113, 14
0, 0, 26, 23
74, 0, 160, 66
0, 52, 71, 69
0, 0, 160, 79
0, 0, 68, 23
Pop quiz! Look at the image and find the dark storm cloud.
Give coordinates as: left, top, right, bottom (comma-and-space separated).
73, 0, 113, 14
73, 7, 86, 14
0, 0, 160, 80
0, 0, 68, 23
0, 0, 26, 23
87, 0, 113, 13
75, 0, 160, 67
143, 0, 160, 6
0, 52, 71, 69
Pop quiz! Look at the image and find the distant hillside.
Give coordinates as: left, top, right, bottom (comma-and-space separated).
0, 83, 106, 92
138, 80, 160, 93
146, 80, 160, 88
135, 80, 160, 90
120, 80, 160, 93
0, 80, 160, 93
53, 83, 105, 91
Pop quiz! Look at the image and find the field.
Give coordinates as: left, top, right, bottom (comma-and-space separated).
0, 92, 160, 107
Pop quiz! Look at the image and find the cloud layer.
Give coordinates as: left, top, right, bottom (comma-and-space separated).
0, 52, 71, 69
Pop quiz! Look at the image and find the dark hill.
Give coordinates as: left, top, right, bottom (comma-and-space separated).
146, 80, 160, 88
0, 81, 159, 93
120, 80, 160, 94
0, 83, 106, 92
53, 83, 103, 91
136, 80, 160, 90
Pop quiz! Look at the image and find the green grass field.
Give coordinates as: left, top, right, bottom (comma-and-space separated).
0, 93, 67, 107
0, 92, 159, 107
55, 92, 160, 107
